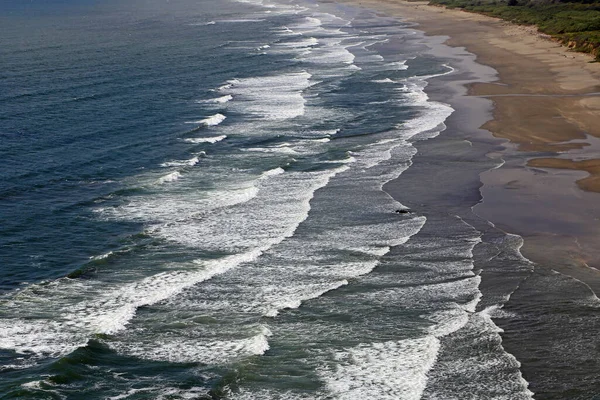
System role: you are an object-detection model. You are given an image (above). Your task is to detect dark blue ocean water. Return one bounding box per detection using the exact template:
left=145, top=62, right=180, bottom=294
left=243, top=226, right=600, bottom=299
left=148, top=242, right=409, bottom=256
left=1, top=0, right=581, bottom=398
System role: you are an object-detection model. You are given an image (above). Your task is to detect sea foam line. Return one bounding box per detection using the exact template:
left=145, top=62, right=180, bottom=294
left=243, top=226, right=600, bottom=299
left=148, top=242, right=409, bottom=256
left=185, top=113, right=226, bottom=126
left=196, top=95, right=232, bottom=104
left=184, top=135, right=227, bottom=144
left=160, top=156, right=200, bottom=167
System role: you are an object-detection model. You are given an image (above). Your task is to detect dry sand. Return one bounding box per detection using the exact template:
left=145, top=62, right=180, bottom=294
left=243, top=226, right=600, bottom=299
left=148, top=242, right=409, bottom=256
left=335, top=0, right=600, bottom=290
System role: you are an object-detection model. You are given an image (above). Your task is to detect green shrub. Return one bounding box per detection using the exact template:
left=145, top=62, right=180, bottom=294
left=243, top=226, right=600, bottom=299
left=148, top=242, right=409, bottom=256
left=427, top=0, right=600, bottom=58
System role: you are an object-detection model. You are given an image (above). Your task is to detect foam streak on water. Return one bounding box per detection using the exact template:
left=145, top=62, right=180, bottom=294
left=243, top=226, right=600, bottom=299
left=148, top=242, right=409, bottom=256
left=183, top=134, right=227, bottom=143
left=220, top=72, right=312, bottom=120
left=185, top=113, right=227, bottom=126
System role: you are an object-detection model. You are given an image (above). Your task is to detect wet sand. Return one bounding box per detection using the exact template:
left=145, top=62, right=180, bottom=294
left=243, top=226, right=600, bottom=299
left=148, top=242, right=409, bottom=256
left=333, top=1, right=600, bottom=396
left=336, top=0, right=600, bottom=294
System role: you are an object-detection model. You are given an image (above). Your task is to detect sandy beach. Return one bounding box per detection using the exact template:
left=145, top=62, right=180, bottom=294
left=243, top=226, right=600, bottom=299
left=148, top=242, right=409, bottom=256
left=335, top=0, right=600, bottom=290
left=327, top=0, right=600, bottom=396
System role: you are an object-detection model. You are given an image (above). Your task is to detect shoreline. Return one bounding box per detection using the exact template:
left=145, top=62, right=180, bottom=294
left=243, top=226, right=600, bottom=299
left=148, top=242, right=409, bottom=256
left=330, top=0, right=600, bottom=396
left=337, top=1, right=600, bottom=292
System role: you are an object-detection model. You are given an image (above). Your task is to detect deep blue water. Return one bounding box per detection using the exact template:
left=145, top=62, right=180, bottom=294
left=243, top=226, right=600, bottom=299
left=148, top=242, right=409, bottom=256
left=2, top=0, right=593, bottom=398
left=1, top=0, right=272, bottom=289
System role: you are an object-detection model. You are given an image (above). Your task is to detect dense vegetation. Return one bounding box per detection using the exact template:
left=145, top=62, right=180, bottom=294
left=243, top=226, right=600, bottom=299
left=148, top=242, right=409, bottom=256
left=427, top=0, right=600, bottom=60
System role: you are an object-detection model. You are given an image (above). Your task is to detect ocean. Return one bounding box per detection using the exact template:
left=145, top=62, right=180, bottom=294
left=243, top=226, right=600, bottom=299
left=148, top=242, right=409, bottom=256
left=1, top=0, right=597, bottom=398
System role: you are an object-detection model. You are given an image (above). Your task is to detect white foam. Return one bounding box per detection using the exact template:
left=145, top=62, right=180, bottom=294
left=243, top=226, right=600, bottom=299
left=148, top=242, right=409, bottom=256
left=244, top=147, right=298, bottom=154
left=189, top=21, right=216, bottom=26
left=261, top=167, right=285, bottom=178
left=270, top=12, right=359, bottom=79
left=302, top=37, right=356, bottom=66
left=219, top=19, right=266, bottom=23
left=215, top=80, right=238, bottom=91
left=220, top=72, right=312, bottom=120
left=155, top=171, right=181, bottom=184
left=186, top=113, right=226, bottom=126
left=108, top=387, right=160, bottom=400
left=196, top=95, right=232, bottom=104
left=424, top=302, right=535, bottom=399
left=359, top=53, right=385, bottom=63
left=0, top=317, right=82, bottom=356
left=277, top=26, right=295, bottom=35
left=272, top=37, right=319, bottom=55
left=160, top=156, right=200, bottom=167
left=111, top=324, right=273, bottom=364
left=21, top=380, right=44, bottom=389
left=321, top=336, right=440, bottom=400
left=155, top=386, right=210, bottom=400
left=90, top=251, right=113, bottom=261
left=15, top=68, right=446, bottom=366
left=173, top=141, right=424, bottom=339
left=231, top=0, right=265, bottom=5
left=303, top=214, right=485, bottom=399
left=387, top=60, right=409, bottom=70
left=1, top=360, right=43, bottom=372
left=112, top=212, right=424, bottom=364
left=183, top=135, right=227, bottom=144
left=351, top=138, right=414, bottom=170
left=104, top=184, right=261, bottom=224
left=289, top=16, right=322, bottom=33
left=154, top=165, right=349, bottom=251
left=234, top=389, right=313, bottom=400
left=372, top=78, right=394, bottom=83
left=264, top=280, right=348, bottom=317
left=396, top=80, right=454, bottom=141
